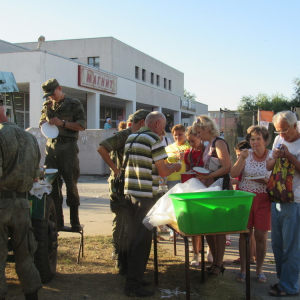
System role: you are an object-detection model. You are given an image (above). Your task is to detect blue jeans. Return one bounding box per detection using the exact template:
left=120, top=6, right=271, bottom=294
left=271, top=202, right=300, bottom=294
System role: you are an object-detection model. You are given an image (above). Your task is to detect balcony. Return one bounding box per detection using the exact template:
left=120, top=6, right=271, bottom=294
left=180, top=96, right=196, bottom=111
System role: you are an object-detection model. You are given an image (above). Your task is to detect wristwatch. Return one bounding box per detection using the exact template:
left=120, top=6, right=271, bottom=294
left=62, top=120, right=66, bottom=128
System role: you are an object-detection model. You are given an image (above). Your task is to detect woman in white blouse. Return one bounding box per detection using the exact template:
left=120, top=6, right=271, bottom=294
left=231, top=126, right=271, bottom=284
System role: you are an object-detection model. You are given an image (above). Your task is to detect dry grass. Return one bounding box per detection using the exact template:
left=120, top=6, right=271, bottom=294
left=4, top=236, right=254, bottom=300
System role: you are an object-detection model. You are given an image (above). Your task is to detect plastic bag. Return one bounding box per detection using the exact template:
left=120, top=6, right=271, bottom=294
left=143, top=178, right=223, bottom=230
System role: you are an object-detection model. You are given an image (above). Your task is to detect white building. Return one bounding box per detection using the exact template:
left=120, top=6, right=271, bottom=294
left=0, top=37, right=207, bottom=129
left=0, top=37, right=208, bottom=174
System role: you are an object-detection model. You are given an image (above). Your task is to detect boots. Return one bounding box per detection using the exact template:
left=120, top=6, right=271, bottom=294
left=24, top=290, right=38, bottom=300
left=70, top=205, right=81, bottom=232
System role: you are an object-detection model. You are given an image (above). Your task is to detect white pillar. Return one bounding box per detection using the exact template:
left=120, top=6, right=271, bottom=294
left=126, top=101, right=136, bottom=120
left=174, top=111, right=181, bottom=125
left=87, top=92, right=100, bottom=129
left=190, top=114, right=197, bottom=125
left=153, top=106, right=162, bottom=112
left=29, top=81, right=44, bottom=128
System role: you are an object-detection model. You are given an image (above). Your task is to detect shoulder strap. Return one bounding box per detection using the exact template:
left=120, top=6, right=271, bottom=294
left=121, top=132, right=143, bottom=170
left=165, top=137, right=169, bottom=146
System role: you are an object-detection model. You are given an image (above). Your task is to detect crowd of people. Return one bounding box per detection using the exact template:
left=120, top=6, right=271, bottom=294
left=0, top=77, right=299, bottom=299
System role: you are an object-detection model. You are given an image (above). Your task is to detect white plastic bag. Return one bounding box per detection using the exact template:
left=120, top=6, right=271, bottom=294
left=142, top=178, right=223, bottom=230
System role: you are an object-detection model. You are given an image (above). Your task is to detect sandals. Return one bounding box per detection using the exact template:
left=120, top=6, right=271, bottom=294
left=206, top=264, right=225, bottom=278
left=257, top=273, right=267, bottom=283
left=236, top=272, right=246, bottom=283
left=269, top=285, right=299, bottom=297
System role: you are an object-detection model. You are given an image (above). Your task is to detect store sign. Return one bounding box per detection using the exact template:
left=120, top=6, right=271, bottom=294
left=78, top=65, right=117, bottom=94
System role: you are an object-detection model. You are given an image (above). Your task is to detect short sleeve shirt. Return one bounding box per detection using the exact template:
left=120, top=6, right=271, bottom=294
left=124, top=127, right=167, bottom=198
left=40, top=95, right=86, bottom=139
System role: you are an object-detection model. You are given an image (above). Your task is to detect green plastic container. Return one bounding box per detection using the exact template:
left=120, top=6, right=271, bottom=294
left=169, top=190, right=255, bottom=235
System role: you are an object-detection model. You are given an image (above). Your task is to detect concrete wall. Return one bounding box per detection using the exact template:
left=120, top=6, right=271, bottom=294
left=27, top=128, right=174, bottom=175
left=16, top=37, right=184, bottom=96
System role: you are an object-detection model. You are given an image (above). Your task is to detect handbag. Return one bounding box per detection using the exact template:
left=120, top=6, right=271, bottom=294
left=266, top=158, right=295, bottom=203
left=208, top=156, right=221, bottom=172
left=114, top=132, right=142, bottom=197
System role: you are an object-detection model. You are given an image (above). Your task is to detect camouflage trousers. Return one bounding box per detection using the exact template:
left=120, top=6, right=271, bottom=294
left=0, top=197, right=42, bottom=298
left=45, top=140, right=80, bottom=206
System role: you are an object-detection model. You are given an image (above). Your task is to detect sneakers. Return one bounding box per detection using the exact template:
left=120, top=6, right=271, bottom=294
left=226, top=239, right=231, bottom=246
left=124, top=286, right=154, bottom=297
left=190, top=254, right=199, bottom=266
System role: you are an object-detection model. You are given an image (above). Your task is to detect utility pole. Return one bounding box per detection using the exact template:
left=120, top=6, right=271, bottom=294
left=257, top=107, right=260, bottom=126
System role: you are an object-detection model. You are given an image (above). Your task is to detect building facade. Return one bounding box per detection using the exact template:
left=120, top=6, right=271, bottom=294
left=0, top=37, right=207, bottom=130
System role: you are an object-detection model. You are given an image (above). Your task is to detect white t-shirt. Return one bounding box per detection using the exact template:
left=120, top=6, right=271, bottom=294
left=272, top=135, right=300, bottom=203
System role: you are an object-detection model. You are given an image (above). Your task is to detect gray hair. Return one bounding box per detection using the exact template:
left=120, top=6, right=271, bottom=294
left=192, top=115, right=220, bottom=137
left=145, top=111, right=166, bottom=126
left=273, top=111, right=297, bottom=126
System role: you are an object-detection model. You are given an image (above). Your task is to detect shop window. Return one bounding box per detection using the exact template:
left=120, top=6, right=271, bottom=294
left=88, top=57, right=100, bottom=68
left=135, top=66, right=139, bottom=79
left=156, top=75, right=160, bottom=86
left=142, top=69, right=146, bottom=82
left=151, top=73, right=154, bottom=84
left=164, top=78, right=167, bottom=89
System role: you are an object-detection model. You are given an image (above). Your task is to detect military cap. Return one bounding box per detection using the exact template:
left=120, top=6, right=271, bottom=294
left=126, top=114, right=134, bottom=123
left=42, top=78, right=60, bottom=98
left=132, top=109, right=151, bottom=122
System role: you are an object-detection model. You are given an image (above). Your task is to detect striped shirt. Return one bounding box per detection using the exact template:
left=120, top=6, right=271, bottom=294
left=124, top=127, right=167, bottom=198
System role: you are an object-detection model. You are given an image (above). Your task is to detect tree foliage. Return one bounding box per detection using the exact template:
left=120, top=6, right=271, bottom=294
left=238, top=93, right=291, bottom=113
left=184, top=89, right=197, bottom=101
left=238, top=78, right=300, bottom=113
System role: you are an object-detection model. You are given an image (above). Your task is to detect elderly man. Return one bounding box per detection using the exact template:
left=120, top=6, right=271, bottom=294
left=39, top=79, right=86, bottom=231
left=0, top=106, right=42, bottom=300
left=267, top=110, right=300, bottom=297
left=124, top=111, right=181, bottom=297
left=97, top=109, right=150, bottom=275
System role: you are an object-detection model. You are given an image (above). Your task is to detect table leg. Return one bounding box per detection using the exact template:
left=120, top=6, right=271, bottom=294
left=153, top=227, right=158, bottom=285
left=184, top=236, right=190, bottom=300
left=173, top=232, right=177, bottom=256
left=244, top=232, right=250, bottom=300
left=201, top=235, right=205, bottom=282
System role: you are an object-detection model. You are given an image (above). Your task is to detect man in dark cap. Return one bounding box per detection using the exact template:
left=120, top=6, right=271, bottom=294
left=0, top=106, right=42, bottom=300
left=97, top=109, right=151, bottom=275
left=39, top=79, right=86, bottom=231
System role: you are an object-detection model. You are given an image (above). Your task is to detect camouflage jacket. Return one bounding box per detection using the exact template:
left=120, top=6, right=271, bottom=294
left=40, top=95, right=86, bottom=139
left=100, top=127, right=132, bottom=180
left=0, top=122, right=41, bottom=192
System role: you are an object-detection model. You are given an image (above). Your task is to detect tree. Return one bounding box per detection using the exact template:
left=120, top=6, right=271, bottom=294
left=291, top=77, right=300, bottom=104
left=238, top=93, right=290, bottom=113
left=184, top=89, right=197, bottom=101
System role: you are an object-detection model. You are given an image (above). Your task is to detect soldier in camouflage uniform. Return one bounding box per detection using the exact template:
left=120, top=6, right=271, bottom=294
left=0, top=106, right=42, bottom=300
left=39, top=79, right=86, bottom=231
left=97, top=109, right=150, bottom=275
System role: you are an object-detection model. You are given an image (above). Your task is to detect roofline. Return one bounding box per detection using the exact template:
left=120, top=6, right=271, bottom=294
left=16, top=37, right=184, bottom=74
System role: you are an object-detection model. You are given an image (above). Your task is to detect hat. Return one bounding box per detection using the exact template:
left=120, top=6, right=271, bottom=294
left=132, top=109, right=151, bottom=122
left=42, top=79, right=60, bottom=98
left=126, top=114, right=134, bottom=123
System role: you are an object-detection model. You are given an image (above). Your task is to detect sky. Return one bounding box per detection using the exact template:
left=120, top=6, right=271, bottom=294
left=2, top=0, right=300, bottom=111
